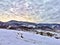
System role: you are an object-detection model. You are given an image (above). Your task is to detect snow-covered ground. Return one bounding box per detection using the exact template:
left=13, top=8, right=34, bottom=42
left=0, top=29, right=60, bottom=45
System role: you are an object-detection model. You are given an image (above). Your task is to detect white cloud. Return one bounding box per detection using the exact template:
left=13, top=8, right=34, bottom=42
left=0, top=0, right=60, bottom=23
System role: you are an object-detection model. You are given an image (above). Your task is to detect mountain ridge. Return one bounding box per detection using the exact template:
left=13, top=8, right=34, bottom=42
left=0, top=20, right=60, bottom=31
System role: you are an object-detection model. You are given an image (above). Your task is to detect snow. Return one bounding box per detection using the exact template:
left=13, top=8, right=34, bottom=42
left=0, top=29, right=60, bottom=45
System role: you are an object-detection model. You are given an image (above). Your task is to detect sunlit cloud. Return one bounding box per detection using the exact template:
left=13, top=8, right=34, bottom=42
left=0, top=0, right=60, bottom=23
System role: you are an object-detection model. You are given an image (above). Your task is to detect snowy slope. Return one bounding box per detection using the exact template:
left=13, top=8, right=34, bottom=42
left=0, top=29, right=60, bottom=45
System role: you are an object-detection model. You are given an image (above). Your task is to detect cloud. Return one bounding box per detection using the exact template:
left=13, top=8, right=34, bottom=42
left=0, top=0, right=60, bottom=23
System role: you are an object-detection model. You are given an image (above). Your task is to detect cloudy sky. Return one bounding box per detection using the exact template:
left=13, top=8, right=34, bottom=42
left=0, top=0, right=60, bottom=23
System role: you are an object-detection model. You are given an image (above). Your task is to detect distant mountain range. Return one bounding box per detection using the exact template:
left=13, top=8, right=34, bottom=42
left=0, top=20, right=60, bottom=31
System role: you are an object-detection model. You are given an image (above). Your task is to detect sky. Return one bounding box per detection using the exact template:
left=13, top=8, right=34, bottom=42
left=0, top=0, right=60, bottom=23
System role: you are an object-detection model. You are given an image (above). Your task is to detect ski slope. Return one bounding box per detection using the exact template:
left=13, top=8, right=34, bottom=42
left=0, top=29, right=60, bottom=45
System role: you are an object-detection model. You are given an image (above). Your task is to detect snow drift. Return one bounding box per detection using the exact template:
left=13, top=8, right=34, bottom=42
left=0, top=29, right=60, bottom=45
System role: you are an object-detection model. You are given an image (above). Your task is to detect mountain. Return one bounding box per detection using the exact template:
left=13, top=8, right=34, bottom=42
left=37, top=23, right=60, bottom=30
left=0, top=20, right=60, bottom=31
